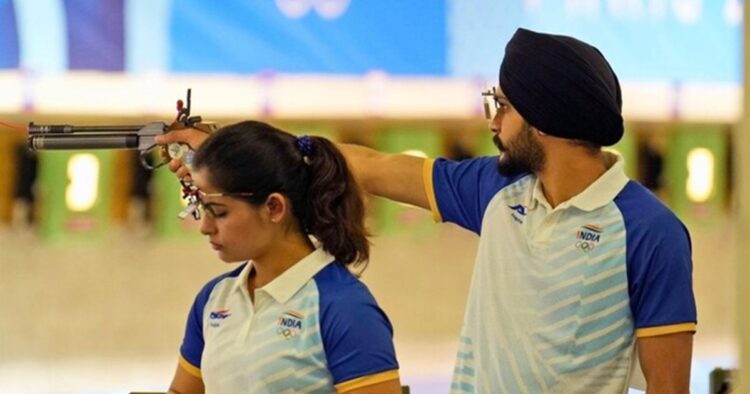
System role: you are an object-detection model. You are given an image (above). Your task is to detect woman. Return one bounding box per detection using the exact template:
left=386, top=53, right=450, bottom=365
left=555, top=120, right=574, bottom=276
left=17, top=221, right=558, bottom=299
left=166, top=121, right=401, bottom=393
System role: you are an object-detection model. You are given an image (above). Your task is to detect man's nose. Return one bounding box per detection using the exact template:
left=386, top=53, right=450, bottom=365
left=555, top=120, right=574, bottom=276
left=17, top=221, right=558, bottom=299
left=489, top=113, right=501, bottom=133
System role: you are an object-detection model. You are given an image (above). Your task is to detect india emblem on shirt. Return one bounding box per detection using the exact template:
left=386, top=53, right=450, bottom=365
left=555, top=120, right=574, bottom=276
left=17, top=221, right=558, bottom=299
left=277, top=310, right=305, bottom=340
left=575, top=224, right=603, bottom=253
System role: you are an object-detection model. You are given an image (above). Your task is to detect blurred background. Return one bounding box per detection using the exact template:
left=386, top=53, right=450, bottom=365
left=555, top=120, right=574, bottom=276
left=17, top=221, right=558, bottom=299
left=0, top=0, right=745, bottom=393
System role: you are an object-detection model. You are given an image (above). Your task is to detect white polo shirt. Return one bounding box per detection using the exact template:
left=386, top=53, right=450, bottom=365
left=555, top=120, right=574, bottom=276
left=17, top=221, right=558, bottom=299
left=425, top=153, right=696, bottom=393
left=179, top=248, right=399, bottom=393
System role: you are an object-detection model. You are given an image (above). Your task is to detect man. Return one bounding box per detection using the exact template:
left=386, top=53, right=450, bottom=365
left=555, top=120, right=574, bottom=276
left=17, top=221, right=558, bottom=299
left=158, top=28, right=696, bottom=393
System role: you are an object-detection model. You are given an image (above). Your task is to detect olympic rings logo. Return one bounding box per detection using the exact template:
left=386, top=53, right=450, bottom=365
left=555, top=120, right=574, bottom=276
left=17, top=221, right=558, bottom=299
left=575, top=241, right=596, bottom=253
left=278, top=327, right=296, bottom=339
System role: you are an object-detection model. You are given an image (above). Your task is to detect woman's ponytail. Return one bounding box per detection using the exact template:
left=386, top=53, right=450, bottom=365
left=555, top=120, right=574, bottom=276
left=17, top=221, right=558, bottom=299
left=302, top=136, right=369, bottom=267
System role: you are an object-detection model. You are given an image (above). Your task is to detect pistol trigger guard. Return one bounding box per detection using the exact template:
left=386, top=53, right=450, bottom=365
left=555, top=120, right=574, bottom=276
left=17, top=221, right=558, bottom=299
left=140, top=145, right=167, bottom=170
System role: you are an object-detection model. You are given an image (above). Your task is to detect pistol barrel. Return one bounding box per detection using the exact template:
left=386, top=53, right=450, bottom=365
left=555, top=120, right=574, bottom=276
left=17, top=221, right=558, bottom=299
left=29, top=135, right=139, bottom=150
left=27, top=123, right=144, bottom=134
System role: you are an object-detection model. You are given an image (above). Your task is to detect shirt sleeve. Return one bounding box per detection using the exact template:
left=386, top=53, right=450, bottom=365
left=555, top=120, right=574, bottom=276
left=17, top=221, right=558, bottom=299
left=178, top=269, right=239, bottom=378
left=427, top=156, right=526, bottom=234
left=317, top=274, right=399, bottom=392
left=617, top=185, right=697, bottom=337
left=178, top=286, right=210, bottom=378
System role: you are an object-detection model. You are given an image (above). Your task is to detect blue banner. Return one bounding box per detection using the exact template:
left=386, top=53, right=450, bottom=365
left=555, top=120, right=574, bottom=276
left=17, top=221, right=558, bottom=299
left=449, top=1, right=742, bottom=83
left=0, top=0, right=19, bottom=69
left=64, top=0, right=124, bottom=71
left=0, top=0, right=741, bottom=83
left=168, top=0, right=447, bottom=75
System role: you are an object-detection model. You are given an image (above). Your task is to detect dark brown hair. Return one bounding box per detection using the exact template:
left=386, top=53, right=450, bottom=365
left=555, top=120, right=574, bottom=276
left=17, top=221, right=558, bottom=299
left=192, top=121, right=369, bottom=267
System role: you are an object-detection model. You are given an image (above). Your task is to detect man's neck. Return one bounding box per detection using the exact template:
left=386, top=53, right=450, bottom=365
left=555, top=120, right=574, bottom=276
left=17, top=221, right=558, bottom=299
left=536, top=150, right=610, bottom=209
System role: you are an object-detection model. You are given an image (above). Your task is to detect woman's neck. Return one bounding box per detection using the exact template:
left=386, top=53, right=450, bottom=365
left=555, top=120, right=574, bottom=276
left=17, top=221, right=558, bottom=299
left=249, top=234, right=316, bottom=293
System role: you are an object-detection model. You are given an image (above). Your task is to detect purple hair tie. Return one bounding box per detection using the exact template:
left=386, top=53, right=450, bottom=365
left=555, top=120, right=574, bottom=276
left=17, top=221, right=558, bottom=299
left=296, top=135, right=314, bottom=164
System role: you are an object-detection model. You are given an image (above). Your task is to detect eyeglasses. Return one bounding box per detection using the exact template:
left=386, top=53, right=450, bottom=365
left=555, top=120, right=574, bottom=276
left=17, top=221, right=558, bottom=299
left=481, top=87, right=499, bottom=120
left=481, top=86, right=510, bottom=120
left=179, top=181, right=254, bottom=220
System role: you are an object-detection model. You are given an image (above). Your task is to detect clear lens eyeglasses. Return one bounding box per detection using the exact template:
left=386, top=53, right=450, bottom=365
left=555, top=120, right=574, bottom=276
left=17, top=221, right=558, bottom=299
left=481, top=86, right=501, bottom=120
left=178, top=181, right=254, bottom=220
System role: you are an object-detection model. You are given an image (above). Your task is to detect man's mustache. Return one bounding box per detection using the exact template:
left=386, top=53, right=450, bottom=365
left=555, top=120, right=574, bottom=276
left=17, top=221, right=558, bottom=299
left=493, top=135, right=505, bottom=152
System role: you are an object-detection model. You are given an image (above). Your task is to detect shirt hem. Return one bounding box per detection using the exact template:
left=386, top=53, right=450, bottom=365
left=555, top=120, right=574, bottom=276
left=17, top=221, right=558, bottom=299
left=178, top=354, right=202, bottom=378
left=423, top=158, right=442, bottom=222
left=636, top=322, right=696, bottom=337
left=335, top=369, right=400, bottom=393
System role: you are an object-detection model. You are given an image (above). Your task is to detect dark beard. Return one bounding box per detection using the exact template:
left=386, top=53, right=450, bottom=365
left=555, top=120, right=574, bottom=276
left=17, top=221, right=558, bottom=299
left=493, top=128, right=545, bottom=177
left=496, top=154, right=532, bottom=177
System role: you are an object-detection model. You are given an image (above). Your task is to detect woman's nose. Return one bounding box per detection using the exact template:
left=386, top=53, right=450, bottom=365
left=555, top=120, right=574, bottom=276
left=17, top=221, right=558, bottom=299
left=200, top=215, right=215, bottom=236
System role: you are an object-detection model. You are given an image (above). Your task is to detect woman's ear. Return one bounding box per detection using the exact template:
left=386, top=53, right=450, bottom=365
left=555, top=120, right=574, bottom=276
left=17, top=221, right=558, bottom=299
left=265, top=193, right=288, bottom=223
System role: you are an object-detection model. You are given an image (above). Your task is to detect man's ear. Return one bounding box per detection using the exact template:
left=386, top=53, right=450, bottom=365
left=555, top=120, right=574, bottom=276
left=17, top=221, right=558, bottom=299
left=265, top=193, right=288, bottom=223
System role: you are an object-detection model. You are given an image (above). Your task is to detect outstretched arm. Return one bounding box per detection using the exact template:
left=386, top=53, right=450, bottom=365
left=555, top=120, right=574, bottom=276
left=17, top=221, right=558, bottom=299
left=337, top=143, right=429, bottom=209
left=155, top=129, right=431, bottom=209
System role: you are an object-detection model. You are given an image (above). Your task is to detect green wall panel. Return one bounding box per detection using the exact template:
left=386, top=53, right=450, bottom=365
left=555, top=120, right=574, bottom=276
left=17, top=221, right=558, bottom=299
left=37, top=151, right=114, bottom=242
left=665, top=126, right=727, bottom=225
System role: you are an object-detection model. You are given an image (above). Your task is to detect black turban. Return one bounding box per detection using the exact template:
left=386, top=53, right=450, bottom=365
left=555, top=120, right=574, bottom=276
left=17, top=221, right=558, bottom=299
left=499, top=28, right=624, bottom=146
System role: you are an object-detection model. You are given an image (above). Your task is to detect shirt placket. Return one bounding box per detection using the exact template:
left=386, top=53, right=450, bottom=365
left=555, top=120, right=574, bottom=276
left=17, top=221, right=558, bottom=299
left=528, top=205, right=564, bottom=254
left=237, top=286, right=261, bottom=343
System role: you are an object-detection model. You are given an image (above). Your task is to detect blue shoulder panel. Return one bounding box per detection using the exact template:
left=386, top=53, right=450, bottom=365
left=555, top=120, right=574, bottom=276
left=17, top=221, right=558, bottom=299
left=180, top=263, right=245, bottom=368
left=433, top=156, right=528, bottom=233
left=614, top=182, right=697, bottom=329
left=315, top=263, right=398, bottom=384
